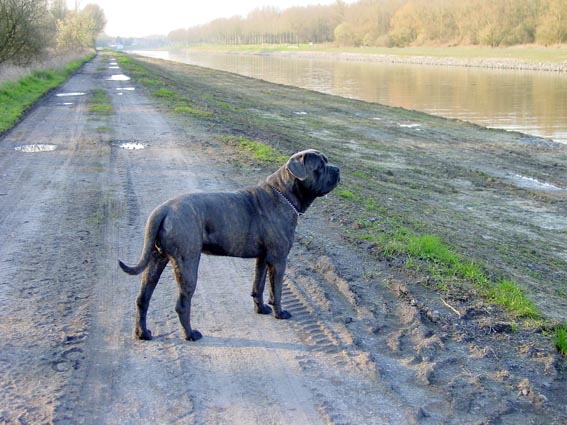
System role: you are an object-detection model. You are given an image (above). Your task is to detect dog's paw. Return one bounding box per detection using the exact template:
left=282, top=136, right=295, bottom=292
left=185, top=330, right=203, bottom=341
left=134, top=328, right=152, bottom=340
left=275, top=310, right=292, bottom=320
left=255, top=304, right=272, bottom=315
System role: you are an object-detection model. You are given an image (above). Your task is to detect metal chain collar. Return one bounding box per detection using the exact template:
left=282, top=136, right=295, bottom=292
left=268, top=185, right=303, bottom=217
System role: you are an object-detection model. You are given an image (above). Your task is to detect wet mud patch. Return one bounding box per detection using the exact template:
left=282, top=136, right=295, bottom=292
left=509, top=174, right=565, bottom=191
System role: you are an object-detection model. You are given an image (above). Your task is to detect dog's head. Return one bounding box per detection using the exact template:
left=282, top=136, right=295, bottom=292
left=285, top=149, right=340, bottom=197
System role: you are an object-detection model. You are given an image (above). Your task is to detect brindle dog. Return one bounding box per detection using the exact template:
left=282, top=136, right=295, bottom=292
left=119, top=149, right=340, bottom=341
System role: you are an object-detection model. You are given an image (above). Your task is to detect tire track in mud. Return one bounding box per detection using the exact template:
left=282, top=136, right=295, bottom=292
left=282, top=277, right=363, bottom=368
left=280, top=267, right=414, bottom=424
left=110, top=143, right=140, bottom=227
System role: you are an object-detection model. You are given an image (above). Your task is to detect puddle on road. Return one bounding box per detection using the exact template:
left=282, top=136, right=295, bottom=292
left=15, top=144, right=57, bottom=153
left=109, top=66, right=120, bottom=69
left=107, top=74, right=131, bottom=81
left=56, top=102, right=74, bottom=106
left=398, top=123, right=421, bottom=129
left=56, top=92, right=85, bottom=97
left=116, top=87, right=135, bottom=91
left=114, top=141, right=146, bottom=150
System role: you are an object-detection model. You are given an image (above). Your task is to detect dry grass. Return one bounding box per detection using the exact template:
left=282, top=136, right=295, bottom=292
left=0, top=48, right=94, bottom=84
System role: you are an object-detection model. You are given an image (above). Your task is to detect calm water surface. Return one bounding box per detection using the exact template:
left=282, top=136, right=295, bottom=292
left=135, top=50, right=567, bottom=144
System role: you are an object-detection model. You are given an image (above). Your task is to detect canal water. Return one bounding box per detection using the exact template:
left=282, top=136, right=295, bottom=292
left=135, top=49, right=567, bottom=144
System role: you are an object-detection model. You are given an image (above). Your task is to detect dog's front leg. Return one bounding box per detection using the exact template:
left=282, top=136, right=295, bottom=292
left=268, top=259, right=292, bottom=320
left=252, top=257, right=272, bottom=315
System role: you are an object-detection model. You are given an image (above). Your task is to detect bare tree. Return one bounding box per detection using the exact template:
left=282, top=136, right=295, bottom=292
left=0, top=0, right=52, bottom=65
left=166, top=0, right=567, bottom=48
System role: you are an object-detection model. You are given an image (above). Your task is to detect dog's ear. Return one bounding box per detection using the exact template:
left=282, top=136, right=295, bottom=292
left=286, top=154, right=309, bottom=181
left=286, top=150, right=324, bottom=181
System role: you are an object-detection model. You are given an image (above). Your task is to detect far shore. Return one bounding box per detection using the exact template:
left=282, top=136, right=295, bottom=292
left=159, top=44, right=567, bottom=73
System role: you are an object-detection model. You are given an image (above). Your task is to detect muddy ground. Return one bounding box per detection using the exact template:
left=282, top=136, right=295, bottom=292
left=0, top=52, right=566, bottom=424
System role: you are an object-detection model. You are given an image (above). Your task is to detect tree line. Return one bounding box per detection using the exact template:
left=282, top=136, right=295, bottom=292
left=0, top=0, right=106, bottom=65
left=168, top=0, right=567, bottom=48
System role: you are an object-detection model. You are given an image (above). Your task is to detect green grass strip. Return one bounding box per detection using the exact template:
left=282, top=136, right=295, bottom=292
left=488, top=279, right=540, bottom=319
left=0, top=54, right=95, bottom=133
left=352, top=214, right=539, bottom=320
left=555, top=325, right=567, bottom=356
left=221, top=135, right=287, bottom=164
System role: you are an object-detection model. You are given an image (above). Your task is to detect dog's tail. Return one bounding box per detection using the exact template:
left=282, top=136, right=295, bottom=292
left=118, top=207, right=167, bottom=275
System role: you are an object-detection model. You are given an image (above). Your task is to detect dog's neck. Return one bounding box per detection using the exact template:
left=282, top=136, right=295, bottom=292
left=266, top=167, right=315, bottom=214
left=268, top=185, right=303, bottom=217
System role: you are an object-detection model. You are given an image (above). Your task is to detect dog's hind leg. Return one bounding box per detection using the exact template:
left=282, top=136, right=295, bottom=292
left=172, top=255, right=202, bottom=341
left=267, top=259, right=292, bottom=320
left=134, top=249, right=169, bottom=340
left=251, top=256, right=272, bottom=315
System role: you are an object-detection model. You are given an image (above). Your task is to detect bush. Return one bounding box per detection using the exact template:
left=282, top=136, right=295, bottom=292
left=0, top=0, right=53, bottom=65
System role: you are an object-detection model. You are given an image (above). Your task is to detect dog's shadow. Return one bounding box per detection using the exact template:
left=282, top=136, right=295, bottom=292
left=153, top=333, right=309, bottom=352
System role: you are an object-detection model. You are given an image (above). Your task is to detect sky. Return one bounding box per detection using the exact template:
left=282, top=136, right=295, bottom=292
left=68, top=0, right=347, bottom=38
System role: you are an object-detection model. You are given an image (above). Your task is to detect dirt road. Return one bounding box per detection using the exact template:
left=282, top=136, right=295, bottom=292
left=0, top=53, right=566, bottom=424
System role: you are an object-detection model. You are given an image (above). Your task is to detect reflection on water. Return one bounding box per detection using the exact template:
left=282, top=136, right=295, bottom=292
left=107, top=74, right=131, bottom=81
left=56, top=92, right=85, bottom=97
left=15, top=144, right=57, bottom=152
left=115, top=141, right=145, bottom=150
left=135, top=50, right=567, bottom=143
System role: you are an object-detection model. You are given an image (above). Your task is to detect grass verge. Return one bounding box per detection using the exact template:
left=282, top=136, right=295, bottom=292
left=0, top=53, right=95, bottom=133
left=556, top=325, right=567, bottom=356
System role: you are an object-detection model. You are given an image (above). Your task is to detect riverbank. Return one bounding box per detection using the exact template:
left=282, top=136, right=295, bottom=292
left=166, top=44, right=567, bottom=72
left=118, top=52, right=567, bottom=421
left=270, top=50, right=567, bottom=72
